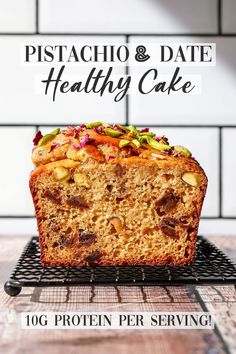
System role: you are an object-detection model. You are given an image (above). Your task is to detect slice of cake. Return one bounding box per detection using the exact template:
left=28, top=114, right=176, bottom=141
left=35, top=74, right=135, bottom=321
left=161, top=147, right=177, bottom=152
left=30, top=123, right=207, bottom=266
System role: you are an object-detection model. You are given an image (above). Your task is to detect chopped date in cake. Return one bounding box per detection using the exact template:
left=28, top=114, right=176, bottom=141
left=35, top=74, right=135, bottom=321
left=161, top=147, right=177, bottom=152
left=130, top=149, right=140, bottom=156
left=52, top=241, right=59, bottom=248
left=184, top=246, right=190, bottom=258
left=179, top=215, right=196, bottom=228
left=179, top=215, right=190, bottom=225
left=156, top=192, right=179, bottom=216
left=43, top=189, right=61, bottom=204
left=165, top=254, right=173, bottom=263
left=67, top=196, right=89, bottom=209
left=160, top=217, right=179, bottom=238
left=58, top=234, right=67, bottom=245
left=186, top=227, right=196, bottom=241
left=61, top=234, right=79, bottom=247
left=162, top=173, right=174, bottom=181
left=116, top=197, right=124, bottom=203
left=79, top=229, right=97, bottom=246
left=106, top=184, right=113, bottom=192
left=85, top=250, right=103, bottom=265
left=73, top=251, right=81, bottom=259
left=114, top=163, right=123, bottom=177
left=51, top=225, right=60, bottom=232
left=58, top=233, right=78, bottom=247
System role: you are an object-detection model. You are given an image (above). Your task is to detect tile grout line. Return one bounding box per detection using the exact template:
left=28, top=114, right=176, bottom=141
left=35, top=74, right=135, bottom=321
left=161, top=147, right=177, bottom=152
left=125, top=34, right=129, bottom=125
left=1, top=33, right=236, bottom=37
left=218, top=0, right=222, bottom=35
left=219, top=127, right=223, bottom=218
left=35, top=0, right=39, bottom=34
left=0, top=124, right=236, bottom=128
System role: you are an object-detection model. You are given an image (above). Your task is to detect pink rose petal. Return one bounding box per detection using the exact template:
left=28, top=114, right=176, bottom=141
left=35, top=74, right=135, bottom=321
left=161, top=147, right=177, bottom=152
left=79, top=133, right=89, bottom=148
left=33, top=131, right=43, bottom=146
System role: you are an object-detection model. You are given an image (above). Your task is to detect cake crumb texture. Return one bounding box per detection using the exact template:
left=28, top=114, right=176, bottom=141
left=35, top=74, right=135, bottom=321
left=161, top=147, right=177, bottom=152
left=30, top=161, right=207, bottom=265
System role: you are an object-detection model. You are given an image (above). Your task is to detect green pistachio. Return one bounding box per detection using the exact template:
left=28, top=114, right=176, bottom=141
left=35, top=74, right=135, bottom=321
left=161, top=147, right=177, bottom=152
left=139, top=135, right=152, bottom=143
left=119, top=125, right=130, bottom=132
left=38, top=128, right=60, bottom=146
left=119, top=139, right=130, bottom=148
left=128, top=125, right=139, bottom=138
left=174, top=145, right=192, bottom=157
left=38, top=134, right=55, bottom=146
left=182, top=172, right=201, bottom=187
left=50, top=128, right=61, bottom=135
left=86, top=122, right=102, bottom=128
left=104, top=128, right=123, bottom=138
left=138, top=136, right=146, bottom=144
left=146, top=137, right=171, bottom=151
left=140, top=132, right=156, bottom=137
left=132, top=139, right=141, bottom=148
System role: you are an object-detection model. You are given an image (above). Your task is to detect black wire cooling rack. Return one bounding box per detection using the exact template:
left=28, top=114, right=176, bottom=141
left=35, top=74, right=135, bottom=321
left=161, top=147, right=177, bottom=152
left=4, top=236, right=236, bottom=296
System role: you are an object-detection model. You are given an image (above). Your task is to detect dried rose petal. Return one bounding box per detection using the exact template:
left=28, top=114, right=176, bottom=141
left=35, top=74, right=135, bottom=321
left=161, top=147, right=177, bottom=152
left=49, top=140, right=71, bottom=153
left=73, top=143, right=81, bottom=150
left=75, top=124, right=86, bottom=134
left=33, top=131, right=43, bottom=146
left=49, top=142, right=60, bottom=152
left=62, top=125, right=85, bottom=138
left=167, top=148, right=174, bottom=155
left=93, top=126, right=104, bottom=134
left=62, top=128, right=76, bottom=137
left=140, top=128, right=149, bottom=133
left=79, top=133, right=89, bottom=148
left=110, top=124, right=123, bottom=132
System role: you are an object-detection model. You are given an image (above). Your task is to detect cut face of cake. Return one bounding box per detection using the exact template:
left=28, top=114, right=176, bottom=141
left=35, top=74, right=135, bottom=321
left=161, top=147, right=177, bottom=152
left=30, top=123, right=207, bottom=266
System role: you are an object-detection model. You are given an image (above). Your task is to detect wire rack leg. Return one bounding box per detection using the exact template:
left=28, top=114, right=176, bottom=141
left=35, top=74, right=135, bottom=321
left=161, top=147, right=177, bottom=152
left=4, top=281, right=22, bottom=296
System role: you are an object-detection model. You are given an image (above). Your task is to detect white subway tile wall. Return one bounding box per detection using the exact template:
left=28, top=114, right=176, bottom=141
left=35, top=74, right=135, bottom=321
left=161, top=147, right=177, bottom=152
left=0, top=218, right=37, bottom=235
left=0, top=0, right=36, bottom=33
left=0, top=127, right=35, bottom=216
left=222, top=0, right=236, bottom=33
left=0, top=36, right=126, bottom=124
left=39, top=0, right=218, bottom=34
left=0, top=0, right=235, bottom=235
left=222, top=128, right=236, bottom=216
left=129, top=36, right=236, bottom=125
left=198, top=220, right=236, bottom=235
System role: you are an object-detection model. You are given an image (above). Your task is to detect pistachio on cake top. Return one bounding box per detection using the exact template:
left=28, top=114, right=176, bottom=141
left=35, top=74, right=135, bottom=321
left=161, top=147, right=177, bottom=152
left=32, top=122, right=193, bottom=166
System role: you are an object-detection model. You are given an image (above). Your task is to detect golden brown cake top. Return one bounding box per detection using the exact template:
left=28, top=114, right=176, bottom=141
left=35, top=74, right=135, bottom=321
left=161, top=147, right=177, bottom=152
left=32, top=122, right=197, bottom=167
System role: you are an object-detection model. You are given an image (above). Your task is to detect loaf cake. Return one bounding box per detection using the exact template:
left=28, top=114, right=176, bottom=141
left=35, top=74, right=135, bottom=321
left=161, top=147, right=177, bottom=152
left=30, top=123, right=207, bottom=266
